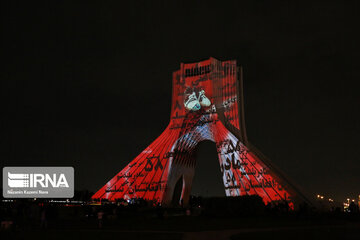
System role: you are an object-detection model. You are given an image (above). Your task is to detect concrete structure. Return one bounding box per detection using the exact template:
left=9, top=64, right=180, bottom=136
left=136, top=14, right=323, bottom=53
left=92, top=58, right=312, bottom=208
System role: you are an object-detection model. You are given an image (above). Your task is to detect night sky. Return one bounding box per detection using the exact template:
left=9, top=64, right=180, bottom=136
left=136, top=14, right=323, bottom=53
left=2, top=1, right=360, bottom=202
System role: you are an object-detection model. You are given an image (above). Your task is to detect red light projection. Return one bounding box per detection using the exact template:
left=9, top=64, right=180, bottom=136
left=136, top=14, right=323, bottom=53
left=92, top=58, right=310, bottom=209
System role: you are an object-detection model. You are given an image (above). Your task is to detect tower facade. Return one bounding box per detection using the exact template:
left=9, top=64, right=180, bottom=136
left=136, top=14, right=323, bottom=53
left=92, top=58, right=310, bottom=208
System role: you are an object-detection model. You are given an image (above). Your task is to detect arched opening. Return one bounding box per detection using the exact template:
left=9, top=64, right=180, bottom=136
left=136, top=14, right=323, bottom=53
left=171, top=176, right=183, bottom=206
left=191, top=140, right=225, bottom=197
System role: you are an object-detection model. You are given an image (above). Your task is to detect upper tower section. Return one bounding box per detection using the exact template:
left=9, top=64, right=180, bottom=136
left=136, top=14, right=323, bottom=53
left=170, top=57, right=247, bottom=143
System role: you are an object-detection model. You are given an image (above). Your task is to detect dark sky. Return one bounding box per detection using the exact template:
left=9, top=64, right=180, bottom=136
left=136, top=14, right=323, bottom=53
left=2, top=1, right=360, bottom=202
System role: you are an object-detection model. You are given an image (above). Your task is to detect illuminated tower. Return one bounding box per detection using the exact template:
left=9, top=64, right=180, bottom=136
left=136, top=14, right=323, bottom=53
left=92, top=57, right=311, bottom=208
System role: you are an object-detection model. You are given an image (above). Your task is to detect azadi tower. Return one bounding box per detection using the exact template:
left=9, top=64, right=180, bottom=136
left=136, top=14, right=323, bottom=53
left=92, top=57, right=312, bottom=209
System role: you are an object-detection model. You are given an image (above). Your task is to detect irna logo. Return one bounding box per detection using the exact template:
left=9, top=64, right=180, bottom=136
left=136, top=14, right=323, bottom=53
left=3, top=167, right=74, bottom=198
left=8, top=172, right=69, bottom=188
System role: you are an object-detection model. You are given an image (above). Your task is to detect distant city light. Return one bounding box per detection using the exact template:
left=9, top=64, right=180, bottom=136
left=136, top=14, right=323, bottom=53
left=317, top=194, right=325, bottom=200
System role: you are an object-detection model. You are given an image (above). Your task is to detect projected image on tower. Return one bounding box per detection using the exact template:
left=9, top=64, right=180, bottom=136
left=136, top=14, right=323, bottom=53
left=92, top=57, right=310, bottom=209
